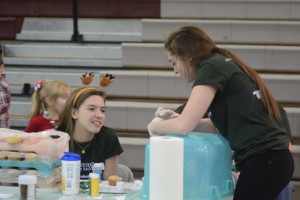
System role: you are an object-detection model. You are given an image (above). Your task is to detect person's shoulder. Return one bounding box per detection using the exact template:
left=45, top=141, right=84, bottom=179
left=202, top=54, right=232, bottom=66
left=201, top=54, right=241, bottom=74
left=30, top=115, right=44, bottom=122
left=99, top=126, right=116, bottom=136
left=101, top=125, right=115, bottom=132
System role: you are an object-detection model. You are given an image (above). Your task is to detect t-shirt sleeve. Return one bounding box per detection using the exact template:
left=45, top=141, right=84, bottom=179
left=193, top=64, right=229, bottom=94
left=103, top=127, right=124, bottom=160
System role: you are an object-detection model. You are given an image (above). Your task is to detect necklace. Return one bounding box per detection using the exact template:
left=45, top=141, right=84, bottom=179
left=74, top=139, right=92, bottom=154
left=43, top=111, right=58, bottom=129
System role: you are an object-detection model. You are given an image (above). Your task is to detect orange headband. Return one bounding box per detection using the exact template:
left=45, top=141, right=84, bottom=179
left=72, top=87, right=96, bottom=108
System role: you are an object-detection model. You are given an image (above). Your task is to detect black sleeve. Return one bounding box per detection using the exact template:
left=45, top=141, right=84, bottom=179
left=101, top=126, right=124, bottom=160
left=193, top=64, right=229, bottom=95
left=175, top=102, right=209, bottom=118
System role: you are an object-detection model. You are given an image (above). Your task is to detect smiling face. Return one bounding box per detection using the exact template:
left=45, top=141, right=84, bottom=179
left=72, top=95, right=106, bottom=136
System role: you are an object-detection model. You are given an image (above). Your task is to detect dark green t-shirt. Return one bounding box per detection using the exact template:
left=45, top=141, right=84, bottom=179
left=193, top=54, right=291, bottom=167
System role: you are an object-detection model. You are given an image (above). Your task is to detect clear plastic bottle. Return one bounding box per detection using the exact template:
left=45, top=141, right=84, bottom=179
left=61, top=152, right=81, bottom=195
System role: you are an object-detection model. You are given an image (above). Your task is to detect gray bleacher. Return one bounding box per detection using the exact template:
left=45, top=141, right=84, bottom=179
left=6, top=70, right=300, bottom=137
left=3, top=42, right=122, bottom=67
left=16, top=18, right=142, bottom=42
left=122, top=43, right=300, bottom=71
left=142, top=19, right=300, bottom=44
left=161, top=0, right=300, bottom=20
left=2, top=1, right=300, bottom=196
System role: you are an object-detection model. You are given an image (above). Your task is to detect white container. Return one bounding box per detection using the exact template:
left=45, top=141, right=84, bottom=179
left=61, top=152, right=81, bottom=195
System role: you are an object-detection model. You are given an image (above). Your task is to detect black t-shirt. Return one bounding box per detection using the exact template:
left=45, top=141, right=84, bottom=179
left=70, top=126, right=124, bottom=179
left=193, top=54, right=291, bottom=167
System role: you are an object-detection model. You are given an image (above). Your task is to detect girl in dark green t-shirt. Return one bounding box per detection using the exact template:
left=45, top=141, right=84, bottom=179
left=148, top=25, right=294, bottom=200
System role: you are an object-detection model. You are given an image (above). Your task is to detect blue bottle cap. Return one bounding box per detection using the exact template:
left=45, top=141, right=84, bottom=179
left=61, top=152, right=81, bottom=161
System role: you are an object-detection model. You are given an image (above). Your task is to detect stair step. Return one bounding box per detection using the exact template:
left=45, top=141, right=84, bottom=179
left=16, top=18, right=142, bottom=42
left=3, top=42, right=122, bottom=67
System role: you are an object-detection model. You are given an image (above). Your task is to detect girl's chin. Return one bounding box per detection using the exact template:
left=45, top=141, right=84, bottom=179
left=90, top=127, right=102, bottom=134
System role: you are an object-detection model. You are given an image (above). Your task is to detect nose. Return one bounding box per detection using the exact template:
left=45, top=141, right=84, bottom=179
left=95, top=109, right=104, bottom=118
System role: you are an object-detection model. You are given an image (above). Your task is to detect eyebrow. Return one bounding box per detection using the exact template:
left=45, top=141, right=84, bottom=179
left=86, top=104, right=106, bottom=109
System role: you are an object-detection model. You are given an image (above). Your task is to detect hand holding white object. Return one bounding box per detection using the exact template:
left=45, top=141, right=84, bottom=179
left=155, top=107, right=179, bottom=120
left=147, top=117, right=164, bottom=137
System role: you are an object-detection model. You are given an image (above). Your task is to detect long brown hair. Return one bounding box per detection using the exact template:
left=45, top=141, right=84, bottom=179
left=57, top=87, right=106, bottom=151
left=165, top=25, right=281, bottom=119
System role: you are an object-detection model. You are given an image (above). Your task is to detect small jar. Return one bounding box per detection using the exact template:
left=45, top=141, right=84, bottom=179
left=89, top=173, right=100, bottom=196
left=18, top=174, right=37, bottom=200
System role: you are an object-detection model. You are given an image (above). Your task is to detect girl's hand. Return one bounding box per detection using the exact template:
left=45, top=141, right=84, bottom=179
left=155, top=107, right=179, bottom=120
left=147, top=117, right=163, bottom=137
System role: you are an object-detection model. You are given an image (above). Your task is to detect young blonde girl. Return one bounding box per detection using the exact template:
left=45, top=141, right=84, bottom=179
left=25, top=79, right=71, bottom=132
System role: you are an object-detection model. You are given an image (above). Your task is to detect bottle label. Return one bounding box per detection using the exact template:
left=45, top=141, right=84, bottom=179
left=61, top=161, right=81, bottom=194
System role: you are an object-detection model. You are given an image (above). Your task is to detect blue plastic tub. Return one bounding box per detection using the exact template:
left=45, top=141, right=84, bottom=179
left=141, top=132, right=234, bottom=200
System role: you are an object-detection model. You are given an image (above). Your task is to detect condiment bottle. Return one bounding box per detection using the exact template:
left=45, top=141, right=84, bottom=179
left=18, top=174, right=37, bottom=200
left=89, top=173, right=100, bottom=196
left=61, top=152, right=81, bottom=195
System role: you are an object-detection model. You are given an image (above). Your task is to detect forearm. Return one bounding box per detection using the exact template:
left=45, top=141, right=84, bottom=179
left=149, top=85, right=216, bottom=136
left=193, top=118, right=218, bottom=134
left=103, top=155, right=119, bottom=180
left=149, top=117, right=193, bottom=136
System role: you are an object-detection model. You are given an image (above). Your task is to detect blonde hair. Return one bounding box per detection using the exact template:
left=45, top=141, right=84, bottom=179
left=165, top=25, right=281, bottom=119
left=29, top=80, right=70, bottom=120
left=57, top=87, right=106, bottom=151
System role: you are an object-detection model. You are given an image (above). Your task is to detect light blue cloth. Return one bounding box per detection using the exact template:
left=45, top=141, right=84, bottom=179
left=275, top=182, right=294, bottom=200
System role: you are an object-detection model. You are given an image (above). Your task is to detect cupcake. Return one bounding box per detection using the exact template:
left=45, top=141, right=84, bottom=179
left=108, top=175, right=123, bottom=186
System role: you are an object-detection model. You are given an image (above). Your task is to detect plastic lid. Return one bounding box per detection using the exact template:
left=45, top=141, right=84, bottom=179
left=18, top=175, right=37, bottom=185
left=93, top=162, right=105, bottom=170
left=89, top=173, right=100, bottom=179
left=61, top=152, right=81, bottom=161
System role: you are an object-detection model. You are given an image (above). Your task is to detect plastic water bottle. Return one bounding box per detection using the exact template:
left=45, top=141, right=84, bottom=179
left=61, top=152, right=81, bottom=195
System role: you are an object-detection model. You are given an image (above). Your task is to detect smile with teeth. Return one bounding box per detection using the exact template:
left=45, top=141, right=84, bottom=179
left=92, top=121, right=101, bottom=125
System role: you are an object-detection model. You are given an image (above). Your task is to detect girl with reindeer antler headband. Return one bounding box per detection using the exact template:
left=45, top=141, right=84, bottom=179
left=57, top=72, right=122, bottom=180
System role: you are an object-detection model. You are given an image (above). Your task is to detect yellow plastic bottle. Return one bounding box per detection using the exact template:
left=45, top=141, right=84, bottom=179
left=89, top=173, right=100, bottom=196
